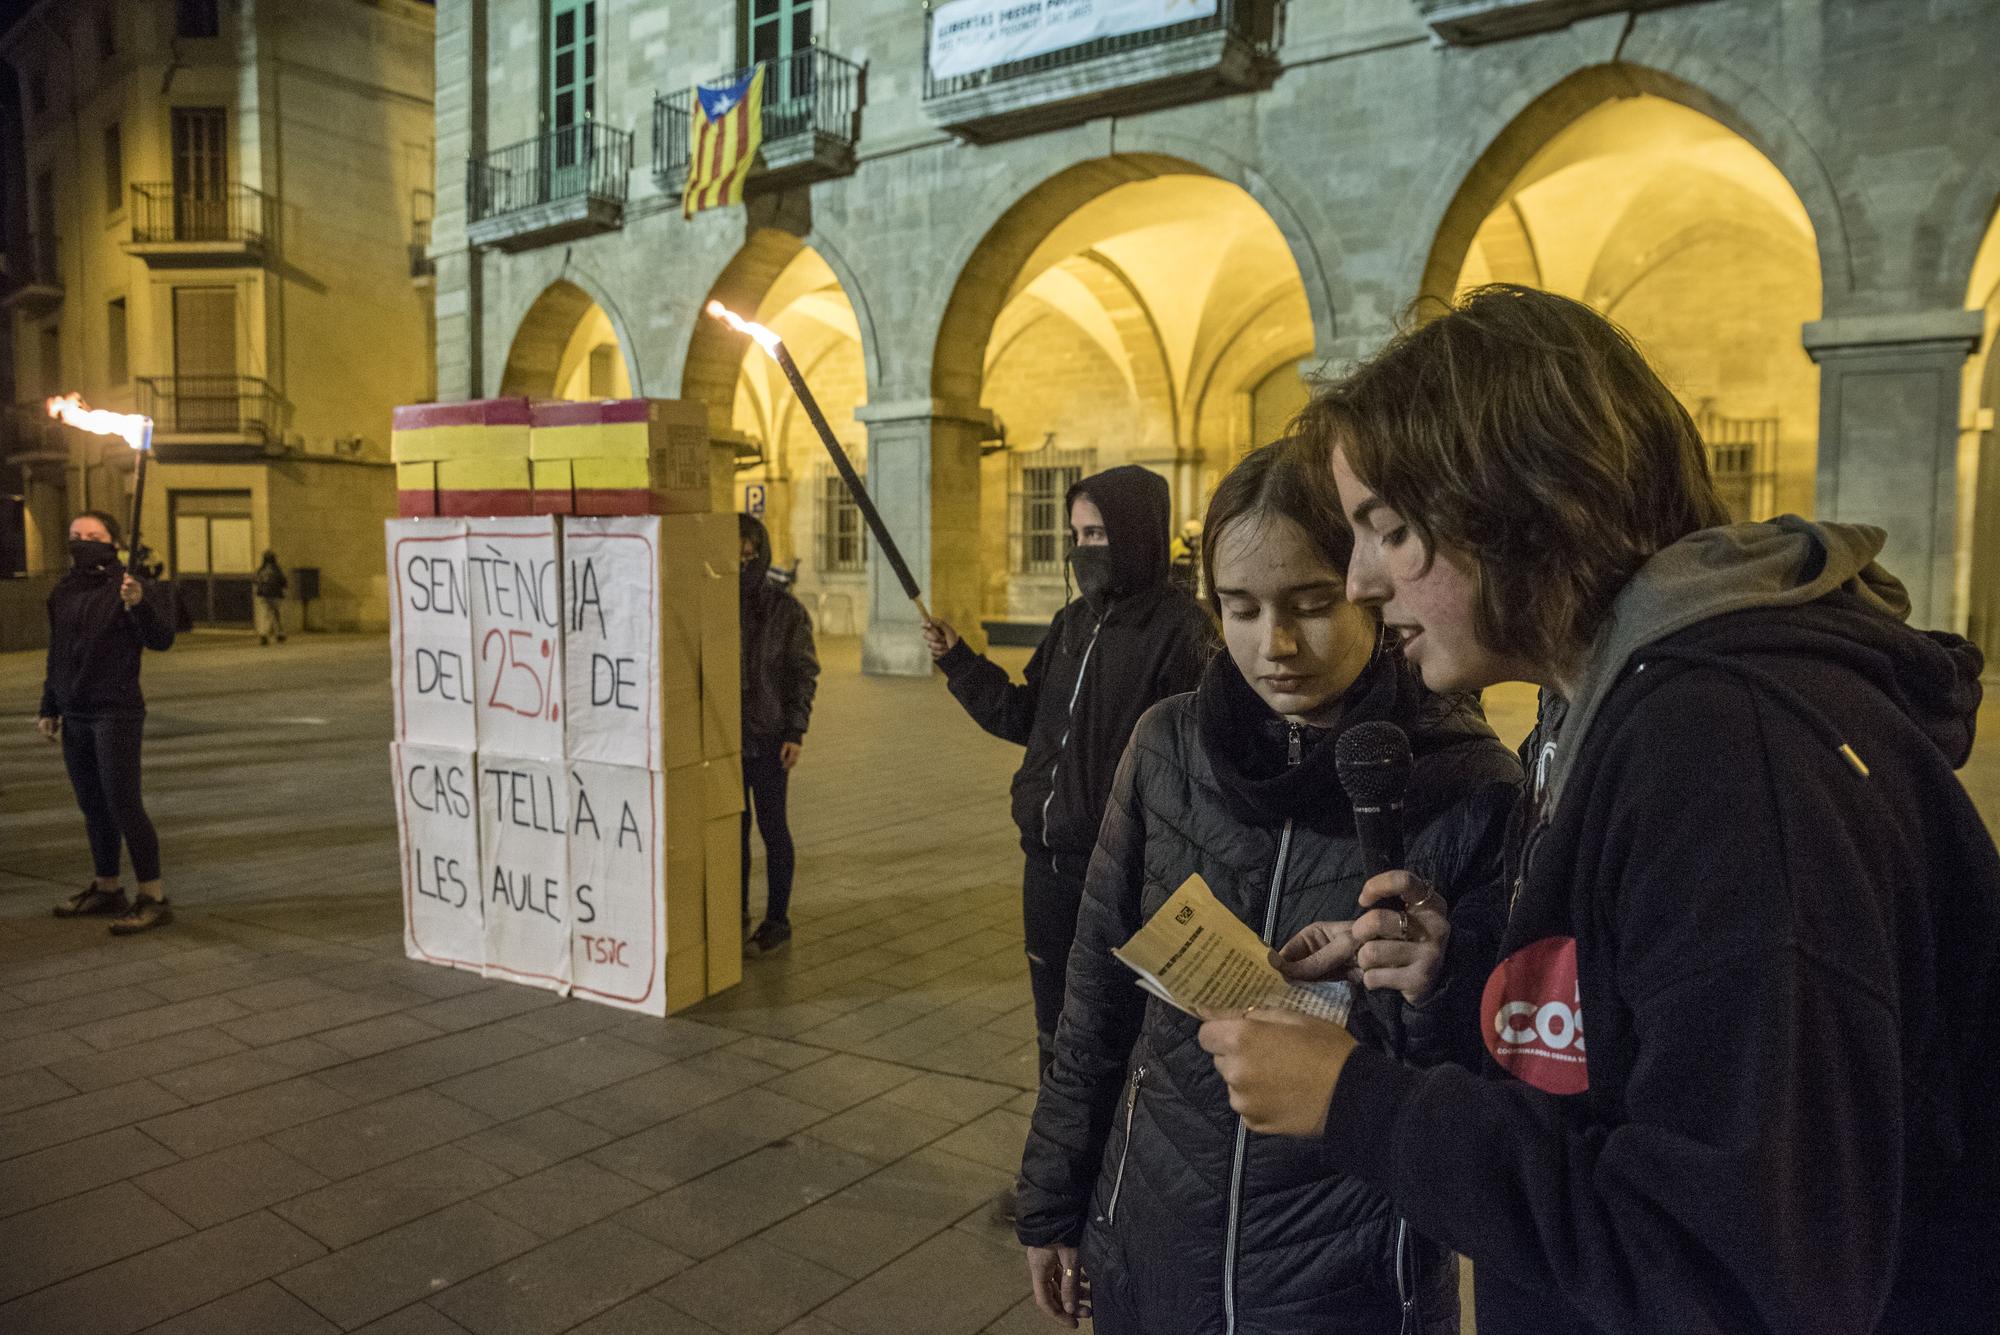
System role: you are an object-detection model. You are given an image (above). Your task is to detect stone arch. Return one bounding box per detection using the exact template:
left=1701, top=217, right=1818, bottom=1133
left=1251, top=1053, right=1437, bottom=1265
left=1959, top=202, right=2000, bottom=659
left=931, top=146, right=1342, bottom=408
left=1941, top=159, right=2000, bottom=316
left=678, top=226, right=882, bottom=430
left=1414, top=61, right=1852, bottom=312
left=497, top=271, right=643, bottom=398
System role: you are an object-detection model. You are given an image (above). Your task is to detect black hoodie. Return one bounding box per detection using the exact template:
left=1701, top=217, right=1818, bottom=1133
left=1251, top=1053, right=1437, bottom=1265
left=738, top=516, right=818, bottom=757
left=1321, top=520, right=2000, bottom=1335
left=40, top=556, right=175, bottom=719
left=938, top=465, right=1216, bottom=877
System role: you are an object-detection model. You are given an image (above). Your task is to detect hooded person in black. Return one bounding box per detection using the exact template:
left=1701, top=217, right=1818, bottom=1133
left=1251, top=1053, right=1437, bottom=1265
left=924, top=464, right=1216, bottom=1076
left=739, top=513, right=819, bottom=955
left=38, top=509, right=177, bottom=934
left=1202, top=287, right=2000, bottom=1335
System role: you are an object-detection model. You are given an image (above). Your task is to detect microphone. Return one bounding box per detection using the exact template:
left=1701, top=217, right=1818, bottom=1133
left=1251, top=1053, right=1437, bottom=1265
left=1335, top=720, right=1412, bottom=894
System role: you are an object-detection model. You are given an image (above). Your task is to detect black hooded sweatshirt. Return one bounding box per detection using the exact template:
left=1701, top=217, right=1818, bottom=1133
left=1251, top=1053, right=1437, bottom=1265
left=738, top=519, right=818, bottom=758
left=937, top=465, right=1216, bottom=878
left=1320, top=520, right=2000, bottom=1335
left=40, top=555, right=175, bottom=718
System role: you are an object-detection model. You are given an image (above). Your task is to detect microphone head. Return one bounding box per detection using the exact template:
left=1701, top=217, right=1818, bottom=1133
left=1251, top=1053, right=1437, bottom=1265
left=1335, top=720, right=1412, bottom=808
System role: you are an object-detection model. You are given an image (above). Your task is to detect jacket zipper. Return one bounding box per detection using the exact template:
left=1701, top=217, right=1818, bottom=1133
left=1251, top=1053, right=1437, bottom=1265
left=1038, top=615, right=1104, bottom=873
left=1223, top=722, right=1302, bottom=1334
left=1395, top=1215, right=1418, bottom=1334
left=1102, top=1061, right=1145, bottom=1225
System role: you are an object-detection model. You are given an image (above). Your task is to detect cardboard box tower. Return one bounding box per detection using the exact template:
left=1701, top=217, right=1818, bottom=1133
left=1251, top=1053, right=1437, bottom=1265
left=386, top=397, right=742, bottom=1015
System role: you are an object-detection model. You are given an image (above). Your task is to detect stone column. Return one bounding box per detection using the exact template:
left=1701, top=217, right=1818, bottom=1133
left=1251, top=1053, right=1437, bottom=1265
left=1803, top=309, right=1984, bottom=631
left=433, top=0, right=485, bottom=401
left=853, top=398, right=995, bottom=677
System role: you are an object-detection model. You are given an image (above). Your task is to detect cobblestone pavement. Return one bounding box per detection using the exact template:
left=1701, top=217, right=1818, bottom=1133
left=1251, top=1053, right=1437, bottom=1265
left=2, top=632, right=1995, bottom=1335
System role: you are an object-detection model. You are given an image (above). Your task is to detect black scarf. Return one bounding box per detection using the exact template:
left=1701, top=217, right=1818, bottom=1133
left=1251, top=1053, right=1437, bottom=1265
left=1193, top=637, right=1425, bottom=836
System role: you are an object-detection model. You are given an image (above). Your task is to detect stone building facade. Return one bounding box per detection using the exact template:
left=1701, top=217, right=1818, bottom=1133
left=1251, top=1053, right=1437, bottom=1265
left=431, top=0, right=2000, bottom=674
left=0, top=0, right=436, bottom=633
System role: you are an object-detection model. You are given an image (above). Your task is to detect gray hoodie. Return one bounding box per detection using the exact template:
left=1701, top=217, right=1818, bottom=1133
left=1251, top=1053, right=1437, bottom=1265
left=1533, top=516, right=1912, bottom=818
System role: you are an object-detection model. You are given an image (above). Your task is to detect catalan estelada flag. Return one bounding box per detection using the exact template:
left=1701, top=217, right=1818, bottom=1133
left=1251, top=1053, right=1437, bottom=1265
left=683, top=64, right=766, bottom=218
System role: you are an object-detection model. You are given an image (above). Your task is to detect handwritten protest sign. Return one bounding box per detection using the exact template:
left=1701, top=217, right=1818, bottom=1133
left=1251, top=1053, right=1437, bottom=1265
left=479, top=750, right=574, bottom=991
left=387, top=519, right=476, bottom=751
left=568, top=760, right=666, bottom=1013
left=467, top=516, right=565, bottom=759
left=563, top=517, right=662, bottom=770
left=393, top=741, right=484, bottom=970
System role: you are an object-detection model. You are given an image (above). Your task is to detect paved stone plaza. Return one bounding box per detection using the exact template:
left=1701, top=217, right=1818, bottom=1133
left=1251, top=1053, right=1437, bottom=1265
left=3, top=633, right=1998, bottom=1335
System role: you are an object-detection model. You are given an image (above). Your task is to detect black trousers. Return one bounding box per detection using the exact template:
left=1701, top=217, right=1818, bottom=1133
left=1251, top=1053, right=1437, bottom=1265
left=741, top=750, right=795, bottom=926
left=60, top=713, right=161, bottom=883
left=1023, top=854, right=1087, bottom=1078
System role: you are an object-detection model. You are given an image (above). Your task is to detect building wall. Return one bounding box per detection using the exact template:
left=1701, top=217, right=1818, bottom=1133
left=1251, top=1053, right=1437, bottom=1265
left=433, top=0, right=2000, bottom=660
left=1, top=0, right=433, bottom=631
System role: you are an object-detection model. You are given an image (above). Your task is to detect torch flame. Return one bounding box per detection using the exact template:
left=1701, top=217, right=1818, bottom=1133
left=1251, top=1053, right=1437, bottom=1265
left=705, top=300, right=784, bottom=360
left=46, top=394, right=151, bottom=452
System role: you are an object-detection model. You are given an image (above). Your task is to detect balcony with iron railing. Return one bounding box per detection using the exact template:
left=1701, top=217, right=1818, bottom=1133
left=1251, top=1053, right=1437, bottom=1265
left=411, top=221, right=435, bottom=283
left=125, top=183, right=270, bottom=265
left=466, top=121, right=632, bottom=251
left=137, top=376, right=283, bottom=452
left=411, top=190, right=436, bottom=283
left=2, top=234, right=63, bottom=314
left=923, top=0, right=1277, bottom=143
left=1413, top=0, right=1704, bottom=45
left=3, top=402, right=72, bottom=464
left=654, top=47, right=863, bottom=197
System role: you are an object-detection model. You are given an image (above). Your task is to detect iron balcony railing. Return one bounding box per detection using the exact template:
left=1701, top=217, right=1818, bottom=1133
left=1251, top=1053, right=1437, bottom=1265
left=467, top=121, right=632, bottom=224
left=129, top=182, right=270, bottom=246
left=4, top=402, right=69, bottom=459
left=11, top=233, right=60, bottom=288
left=137, top=375, right=279, bottom=439
left=653, top=47, right=862, bottom=181
left=923, top=0, right=1274, bottom=98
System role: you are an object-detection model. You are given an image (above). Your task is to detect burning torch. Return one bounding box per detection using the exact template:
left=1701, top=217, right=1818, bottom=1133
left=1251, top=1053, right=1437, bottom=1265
left=705, top=301, right=932, bottom=622
left=46, top=394, right=154, bottom=580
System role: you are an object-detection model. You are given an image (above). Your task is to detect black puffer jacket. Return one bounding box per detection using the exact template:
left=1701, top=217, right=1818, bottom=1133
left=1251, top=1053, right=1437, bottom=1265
left=739, top=520, right=817, bottom=757
left=939, top=466, right=1216, bottom=878
left=40, top=557, right=175, bottom=719
left=1018, top=647, right=1521, bottom=1335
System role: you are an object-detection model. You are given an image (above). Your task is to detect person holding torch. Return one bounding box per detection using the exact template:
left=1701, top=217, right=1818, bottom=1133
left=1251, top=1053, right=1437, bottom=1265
left=39, top=509, right=178, bottom=934
left=922, top=464, right=1216, bottom=1086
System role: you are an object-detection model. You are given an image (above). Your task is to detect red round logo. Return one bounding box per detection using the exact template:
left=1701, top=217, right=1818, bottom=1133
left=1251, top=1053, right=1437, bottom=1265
left=1480, top=935, right=1588, bottom=1095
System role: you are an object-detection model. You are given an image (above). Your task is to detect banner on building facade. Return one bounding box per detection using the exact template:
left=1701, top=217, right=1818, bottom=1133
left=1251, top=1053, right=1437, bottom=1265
left=928, top=0, right=1219, bottom=79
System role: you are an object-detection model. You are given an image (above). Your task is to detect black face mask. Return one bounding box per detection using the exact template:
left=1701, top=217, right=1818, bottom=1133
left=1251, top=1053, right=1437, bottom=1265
left=70, top=539, right=117, bottom=570
left=1068, top=545, right=1116, bottom=604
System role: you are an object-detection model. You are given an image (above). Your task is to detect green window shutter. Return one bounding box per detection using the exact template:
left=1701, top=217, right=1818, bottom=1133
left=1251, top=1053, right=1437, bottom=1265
left=549, top=1, right=597, bottom=130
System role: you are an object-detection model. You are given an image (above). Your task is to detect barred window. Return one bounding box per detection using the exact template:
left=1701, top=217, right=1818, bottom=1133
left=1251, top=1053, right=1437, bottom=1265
left=815, top=466, right=866, bottom=574
left=1694, top=402, right=1778, bottom=525
left=1008, top=442, right=1095, bottom=575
